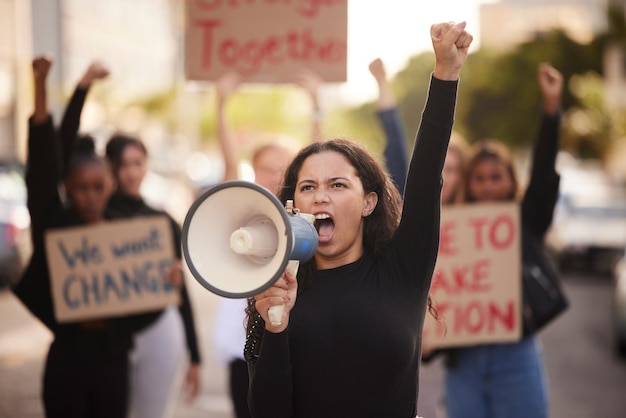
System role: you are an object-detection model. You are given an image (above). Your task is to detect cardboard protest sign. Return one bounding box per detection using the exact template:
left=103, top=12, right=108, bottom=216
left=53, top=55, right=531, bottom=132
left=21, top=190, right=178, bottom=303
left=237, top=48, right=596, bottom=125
left=185, top=0, right=348, bottom=82
left=45, top=216, right=180, bottom=323
left=423, top=203, right=522, bottom=348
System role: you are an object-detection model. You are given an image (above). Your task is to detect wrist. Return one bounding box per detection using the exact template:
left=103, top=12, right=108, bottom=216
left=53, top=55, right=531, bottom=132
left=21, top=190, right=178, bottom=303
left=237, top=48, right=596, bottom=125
left=433, top=64, right=460, bottom=81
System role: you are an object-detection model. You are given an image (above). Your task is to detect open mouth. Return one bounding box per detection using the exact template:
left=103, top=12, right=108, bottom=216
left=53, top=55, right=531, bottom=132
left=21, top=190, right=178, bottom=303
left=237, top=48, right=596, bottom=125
left=314, top=213, right=335, bottom=242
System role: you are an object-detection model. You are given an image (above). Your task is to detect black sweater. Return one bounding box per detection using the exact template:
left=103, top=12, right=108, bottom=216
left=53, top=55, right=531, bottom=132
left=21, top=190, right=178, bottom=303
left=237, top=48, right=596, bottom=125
left=247, top=76, right=458, bottom=418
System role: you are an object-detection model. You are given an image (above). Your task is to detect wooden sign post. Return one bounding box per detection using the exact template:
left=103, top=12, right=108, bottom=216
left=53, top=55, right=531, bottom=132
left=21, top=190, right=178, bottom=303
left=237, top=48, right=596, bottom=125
left=185, top=0, right=348, bottom=82
left=45, top=216, right=180, bottom=323
left=423, top=203, right=522, bottom=348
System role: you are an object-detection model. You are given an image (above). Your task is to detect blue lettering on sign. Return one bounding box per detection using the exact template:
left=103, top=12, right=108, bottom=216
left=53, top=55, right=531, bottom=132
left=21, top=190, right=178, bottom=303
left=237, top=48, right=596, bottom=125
left=57, top=237, right=103, bottom=268
left=85, top=273, right=102, bottom=306
left=110, top=229, right=162, bottom=258
left=61, top=258, right=177, bottom=309
left=63, top=275, right=80, bottom=309
left=103, top=271, right=126, bottom=302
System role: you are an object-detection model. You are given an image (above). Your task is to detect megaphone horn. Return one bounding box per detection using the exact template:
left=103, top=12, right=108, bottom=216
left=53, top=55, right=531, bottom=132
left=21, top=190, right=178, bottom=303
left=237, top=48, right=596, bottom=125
left=181, top=181, right=318, bottom=323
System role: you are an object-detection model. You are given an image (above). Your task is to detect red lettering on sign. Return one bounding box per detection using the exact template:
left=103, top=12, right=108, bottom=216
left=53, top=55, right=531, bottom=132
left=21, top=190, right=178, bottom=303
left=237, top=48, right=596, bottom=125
left=193, top=21, right=346, bottom=76
left=195, top=19, right=222, bottom=70
left=469, top=214, right=516, bottom=251
left=439, top=221, right=457, bottom=257
left=431, top=258, right=492, bottom=296
left=489, top=214, right=516, bottom=250
left=193, top=0, right=344, bottom=18
left=469, top=217, right=489, bottom=250
left=452, top=300, right=516, bottom=335
left=488, top=300, right=516, bottom=332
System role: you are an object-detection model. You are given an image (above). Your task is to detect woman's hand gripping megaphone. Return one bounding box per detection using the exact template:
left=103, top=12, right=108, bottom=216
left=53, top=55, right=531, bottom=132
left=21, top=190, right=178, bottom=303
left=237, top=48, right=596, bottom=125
left=254, top=260, right=299, bottom=333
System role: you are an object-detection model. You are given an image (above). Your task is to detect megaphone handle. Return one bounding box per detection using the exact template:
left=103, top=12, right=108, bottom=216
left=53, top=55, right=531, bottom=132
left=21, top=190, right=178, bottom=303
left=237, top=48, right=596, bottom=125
left=268, top=260, right=300, bottom=327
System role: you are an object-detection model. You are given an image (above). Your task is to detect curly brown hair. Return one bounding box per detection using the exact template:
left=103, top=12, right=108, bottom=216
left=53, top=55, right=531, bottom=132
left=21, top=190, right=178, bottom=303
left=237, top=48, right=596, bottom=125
left=245, top=138, right=403, bottom=334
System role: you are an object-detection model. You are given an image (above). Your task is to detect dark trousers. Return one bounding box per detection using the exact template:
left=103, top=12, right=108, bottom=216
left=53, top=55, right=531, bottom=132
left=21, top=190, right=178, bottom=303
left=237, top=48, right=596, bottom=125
left=43, top=338, right=129, bottom=418
left=229, top=359, right=252, bottom=418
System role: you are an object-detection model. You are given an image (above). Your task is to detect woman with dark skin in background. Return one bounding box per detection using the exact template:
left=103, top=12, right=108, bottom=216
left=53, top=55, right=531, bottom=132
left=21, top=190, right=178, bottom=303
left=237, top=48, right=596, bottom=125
left=13, top=56, right=149, bottom=418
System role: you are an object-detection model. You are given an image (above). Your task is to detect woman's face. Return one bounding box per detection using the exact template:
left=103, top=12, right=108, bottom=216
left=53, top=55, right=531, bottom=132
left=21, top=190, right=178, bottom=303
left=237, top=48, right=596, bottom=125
left=441, top=149, right=462, bottom=205
left=294, top=151, right=377, bottom=269
left=65, top=163, right=113, bottom=224
left=467, top=158, right=514, bottom=202
left=116, top=145, right=147, bottom=197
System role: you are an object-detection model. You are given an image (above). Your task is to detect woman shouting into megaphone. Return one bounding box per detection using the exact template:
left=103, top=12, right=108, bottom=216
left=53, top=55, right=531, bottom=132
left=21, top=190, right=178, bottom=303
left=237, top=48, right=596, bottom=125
left=245, top=21, right=473, bottom=418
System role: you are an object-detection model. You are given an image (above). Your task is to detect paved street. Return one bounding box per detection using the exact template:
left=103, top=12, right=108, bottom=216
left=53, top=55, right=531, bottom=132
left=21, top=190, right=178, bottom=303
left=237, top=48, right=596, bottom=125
left=1, top=271, right=626, bottom=418
left=0, top=277, right=234, bottom=418
left=417, top=272, right=626, bottom=418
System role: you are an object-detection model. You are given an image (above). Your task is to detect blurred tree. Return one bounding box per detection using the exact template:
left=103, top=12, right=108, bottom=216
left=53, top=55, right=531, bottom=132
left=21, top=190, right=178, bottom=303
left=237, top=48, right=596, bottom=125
left=329, top=3, right=626, bottom=160
left=561, top=72, right=613, bottom=159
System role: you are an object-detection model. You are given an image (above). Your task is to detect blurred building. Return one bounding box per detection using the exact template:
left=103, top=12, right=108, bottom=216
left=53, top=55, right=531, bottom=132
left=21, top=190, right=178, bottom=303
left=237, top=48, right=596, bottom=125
left=0, top=0, right=31, bottom=161
left=4, top=0, right=182, bottom=162
left=479, top=0, right=612, bottom=51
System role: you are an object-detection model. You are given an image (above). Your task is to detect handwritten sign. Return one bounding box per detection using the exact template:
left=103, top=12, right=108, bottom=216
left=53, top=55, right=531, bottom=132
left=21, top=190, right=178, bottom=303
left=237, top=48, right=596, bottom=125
left=423, top=203, right=522, bottom=348
left=45, top=217, right=180, bottom=323
left=185, top=0, right=348, bottom=82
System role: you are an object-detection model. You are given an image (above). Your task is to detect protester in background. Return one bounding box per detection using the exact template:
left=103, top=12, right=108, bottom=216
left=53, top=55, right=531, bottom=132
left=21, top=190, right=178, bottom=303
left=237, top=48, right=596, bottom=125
left=243, top=22, right=472, bottom=417
left=13, top=56, right=146, bottom=418
left=57, top=61, right=109, bottom=179
left=211, top=70, right=302, bottom=418
left=443, top=62, right=563, bottom=418
left=294, top=68, right=324, bottom=142
left=105, top=134, right=202, bottom=418
left=57, top=61, right=202, bottom=418
left=368, top=57, right=409, bottom=194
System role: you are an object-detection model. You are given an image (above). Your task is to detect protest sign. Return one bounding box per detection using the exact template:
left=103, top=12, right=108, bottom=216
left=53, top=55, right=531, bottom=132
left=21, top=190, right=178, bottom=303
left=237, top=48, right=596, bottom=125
left=423, top=203, right=522, bottom=348
left=185, top=0, right=348, bottom=82
left=45, top=216, right=180, bottom=323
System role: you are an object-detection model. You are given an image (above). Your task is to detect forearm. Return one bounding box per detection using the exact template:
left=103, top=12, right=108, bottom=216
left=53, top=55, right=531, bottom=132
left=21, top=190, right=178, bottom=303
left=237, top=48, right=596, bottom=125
left=60, top=87, right=89, bottom=178
left=378, top=107, right=408, bottom=195
left=310, top=109, right=322, bottom=142
left=26, top=116, right=61, bottom=247
left=400, top=76, right=457, bottom=234
left=522, top=111, right=561, bottom=237
left=529, top=111, right=561, bottom=182
left=33, top=83, right=48, bottom=124
left=217, top=98, right=239, bottom=181
left=178, top=283, right=202, bottom=363
left=395, top=75, right=457, bottom=279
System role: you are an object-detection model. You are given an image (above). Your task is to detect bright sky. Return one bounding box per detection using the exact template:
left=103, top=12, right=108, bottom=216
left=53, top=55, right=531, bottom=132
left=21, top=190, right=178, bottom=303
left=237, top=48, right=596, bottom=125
left=342, top=0, right=496, bottom=103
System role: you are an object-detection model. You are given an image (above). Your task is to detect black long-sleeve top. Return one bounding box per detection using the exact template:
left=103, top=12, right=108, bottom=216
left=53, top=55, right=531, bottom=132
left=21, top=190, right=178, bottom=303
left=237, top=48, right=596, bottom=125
left=13, top=117, right=147, bottom=356
left=107, top=192, right=202, bottom=364
left=521, top=111, right=561, bottom=240
left=379, top=107, right=408, bottom=195
left=58, top=86, right=202, bottom=364
left=247, top=76, right=458, bottom=418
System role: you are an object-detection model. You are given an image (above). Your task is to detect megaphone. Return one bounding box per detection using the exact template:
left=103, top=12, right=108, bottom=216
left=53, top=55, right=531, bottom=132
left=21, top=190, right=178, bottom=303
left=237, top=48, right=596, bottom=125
left=181, top=181, right=318, bottom=325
